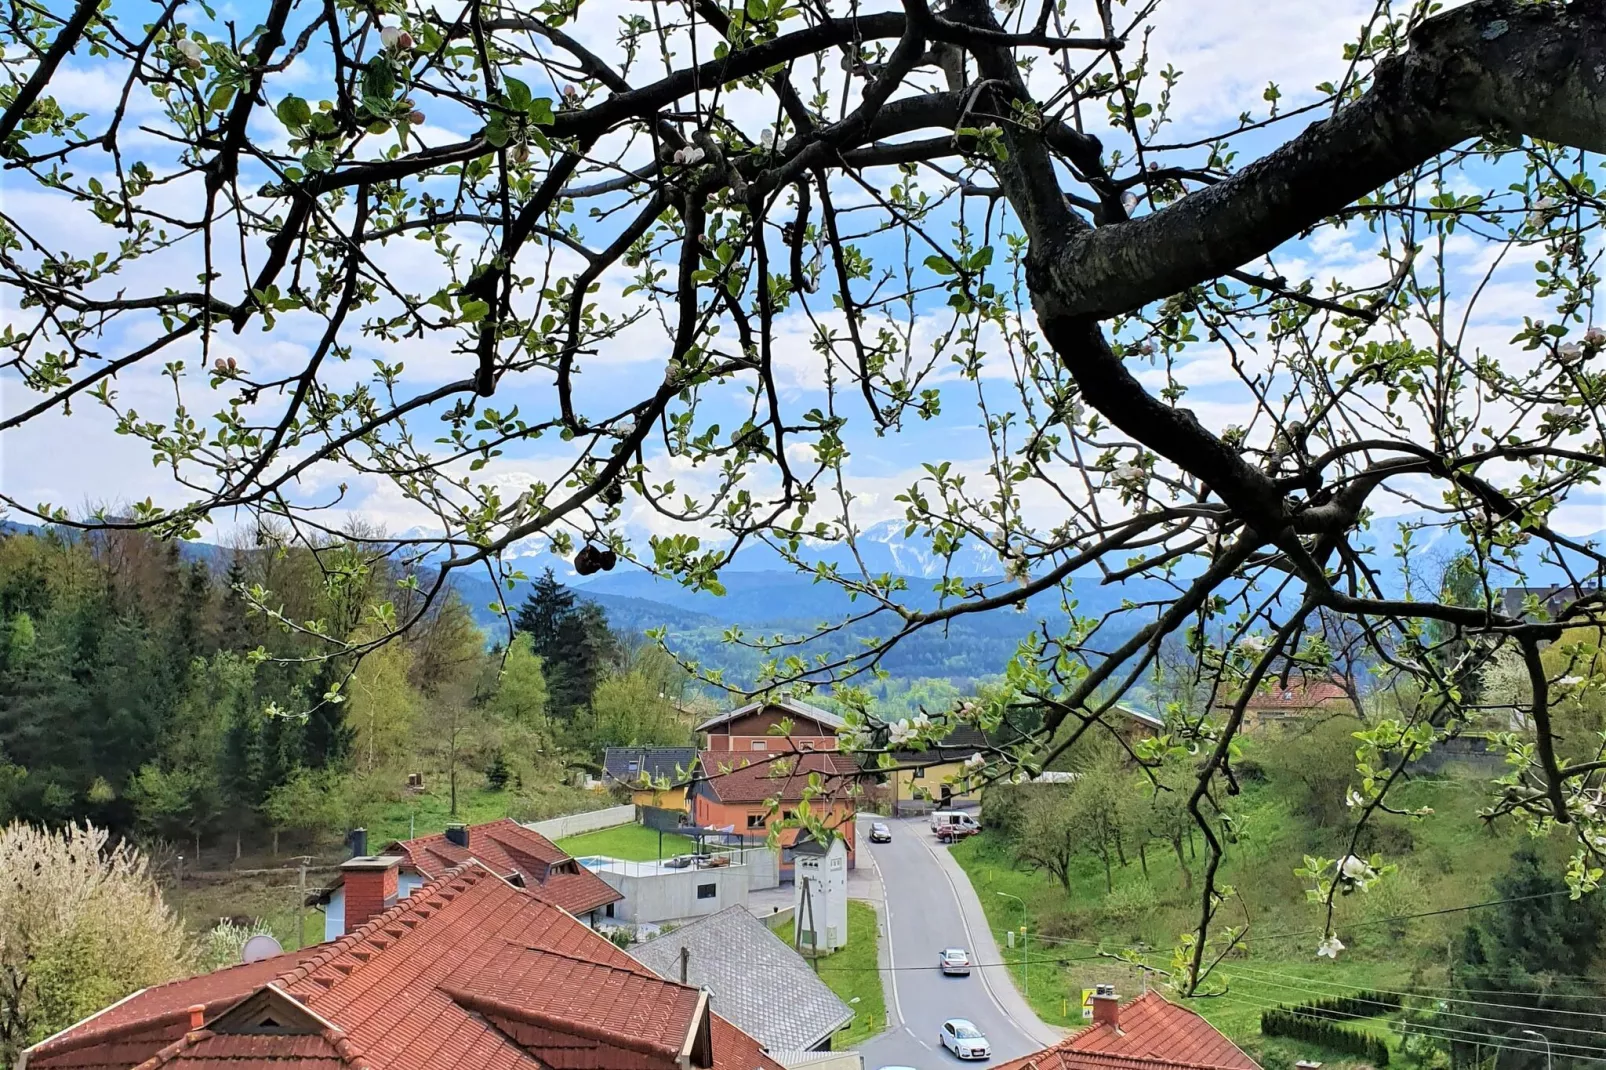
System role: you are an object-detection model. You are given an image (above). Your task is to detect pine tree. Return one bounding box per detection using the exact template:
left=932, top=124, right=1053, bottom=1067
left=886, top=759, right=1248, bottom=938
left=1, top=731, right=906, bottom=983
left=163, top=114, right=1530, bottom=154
left=301, top=661, right=355, bottom=770
left=514, top=569, right=578, bottom=652
left=513, top=570, right=619, bottom=718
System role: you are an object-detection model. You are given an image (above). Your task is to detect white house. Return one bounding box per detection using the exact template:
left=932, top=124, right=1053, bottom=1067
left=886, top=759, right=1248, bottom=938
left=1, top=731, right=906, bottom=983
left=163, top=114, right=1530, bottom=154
left=793, top=831, right=848, bottom=953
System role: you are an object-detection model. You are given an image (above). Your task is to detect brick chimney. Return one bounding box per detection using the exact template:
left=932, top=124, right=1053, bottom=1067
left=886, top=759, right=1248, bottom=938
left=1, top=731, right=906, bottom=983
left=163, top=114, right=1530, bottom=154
left=340, top=855, right=403, bottom=934
left=445, top=823, right=469, bottom=848
left=1091, top=984, right=1121, bottom=1030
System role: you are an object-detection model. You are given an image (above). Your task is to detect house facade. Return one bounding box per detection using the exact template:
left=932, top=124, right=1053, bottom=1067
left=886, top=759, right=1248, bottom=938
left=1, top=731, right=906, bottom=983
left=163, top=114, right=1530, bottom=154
left=690, top=750, right=862, bottom=880
left=24, top=857, right=787, bottom=1070
left=1223, top=674, right=1352, bottom=730
left=698, top=696, right=845, bottom=753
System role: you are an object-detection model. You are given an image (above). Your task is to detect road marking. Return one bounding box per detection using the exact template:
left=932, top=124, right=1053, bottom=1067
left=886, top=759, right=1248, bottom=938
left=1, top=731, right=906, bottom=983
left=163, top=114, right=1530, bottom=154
left=864, top=819, right=904, bottom=1031
left=913, top=826, right=1038, bottom=1045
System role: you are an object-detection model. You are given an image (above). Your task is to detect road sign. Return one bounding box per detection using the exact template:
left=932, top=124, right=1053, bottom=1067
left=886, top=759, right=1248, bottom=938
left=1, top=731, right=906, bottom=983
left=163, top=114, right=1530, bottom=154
left=1081, top=988, right=1095, bottom=1021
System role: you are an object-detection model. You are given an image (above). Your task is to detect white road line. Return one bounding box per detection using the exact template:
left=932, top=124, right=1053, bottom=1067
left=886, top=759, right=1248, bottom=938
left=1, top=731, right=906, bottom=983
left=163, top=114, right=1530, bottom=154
left=914, top=828, right=1034, bottom=1042
left=864, top=823, right=904, bottom=1031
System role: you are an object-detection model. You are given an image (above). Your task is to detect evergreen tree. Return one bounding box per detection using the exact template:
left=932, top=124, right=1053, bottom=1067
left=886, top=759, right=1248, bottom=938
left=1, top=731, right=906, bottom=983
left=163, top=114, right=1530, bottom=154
left=514, top=569, right=578, bottom=653
left=1445, top=847, right=1605, bottom=1069
left=301, top=661, right=355, bottom=770
left=513, top=571, right=618, bottom=718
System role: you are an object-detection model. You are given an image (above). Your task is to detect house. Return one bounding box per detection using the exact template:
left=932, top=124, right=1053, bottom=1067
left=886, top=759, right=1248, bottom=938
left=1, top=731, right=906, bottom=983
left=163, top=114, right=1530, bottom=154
left=578, top=851, right=752, bottom=926
left=633, top=905, right=853, bottom=1054
left=699, top=696, right=846, bottom=753
left=888, top=725, right=988, bottom=814
left=22, top=857, right=788, bottom=1070
left=792, top=831, right=849, bottom=954
left=690, top=750, right=862, bottom=879
left=991, top=987, right=1259, bottom=1070
left=314, top=818, right=621, bottom=939
left=1501, top=584, right=1602, bottom=622
left=603, top=746, right=698, bottom=810
left=1223, top=674, right=1352, bottom=730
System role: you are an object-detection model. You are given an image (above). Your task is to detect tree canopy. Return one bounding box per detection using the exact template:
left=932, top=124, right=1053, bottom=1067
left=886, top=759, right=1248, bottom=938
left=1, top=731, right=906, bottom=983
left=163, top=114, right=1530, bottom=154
left=3, top=0, right=1605, bottom=989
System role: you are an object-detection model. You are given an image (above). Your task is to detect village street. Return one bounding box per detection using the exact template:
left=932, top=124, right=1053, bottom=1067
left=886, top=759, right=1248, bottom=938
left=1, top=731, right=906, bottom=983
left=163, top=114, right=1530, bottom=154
left=857, top=815, right=1065, bottom=1068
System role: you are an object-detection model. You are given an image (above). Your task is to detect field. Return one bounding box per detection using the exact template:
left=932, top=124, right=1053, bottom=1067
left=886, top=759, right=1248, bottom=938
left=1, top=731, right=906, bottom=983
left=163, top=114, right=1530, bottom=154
left=557, top=823, right=698, bottom=861
left=951, top=766, right=1526, bottom=1066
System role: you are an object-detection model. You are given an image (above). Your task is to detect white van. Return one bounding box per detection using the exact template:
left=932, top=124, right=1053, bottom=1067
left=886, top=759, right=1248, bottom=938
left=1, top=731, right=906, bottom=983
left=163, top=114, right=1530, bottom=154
left=929, top=811, right=981, bottom=838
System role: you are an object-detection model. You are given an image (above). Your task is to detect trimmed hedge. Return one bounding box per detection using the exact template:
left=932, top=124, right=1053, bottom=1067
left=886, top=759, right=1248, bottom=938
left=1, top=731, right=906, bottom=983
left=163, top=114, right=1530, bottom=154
left=1291, top=991, right=1402, bottom=1022
left=1260, top=1008, right=1391, bottom=1066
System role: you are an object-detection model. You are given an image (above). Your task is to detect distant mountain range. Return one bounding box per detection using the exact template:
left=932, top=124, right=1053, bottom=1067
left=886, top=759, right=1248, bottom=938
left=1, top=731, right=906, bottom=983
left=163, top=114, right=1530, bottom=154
left=5, top=512, right=1601, bottom=687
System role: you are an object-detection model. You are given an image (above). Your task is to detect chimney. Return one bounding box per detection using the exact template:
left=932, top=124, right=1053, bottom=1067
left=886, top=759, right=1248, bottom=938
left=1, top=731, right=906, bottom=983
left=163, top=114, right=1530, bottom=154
left=680, top=945, right=690, bottom=984
left=1091, top=984, right=1121, bottom=1030
left=445, top=823, right=469, bottom=848
left=346, top=827, right=367, bottom=858
left=188, top=1005, right=206, bottom=1031
left=339, top=855, right=403, bottom=934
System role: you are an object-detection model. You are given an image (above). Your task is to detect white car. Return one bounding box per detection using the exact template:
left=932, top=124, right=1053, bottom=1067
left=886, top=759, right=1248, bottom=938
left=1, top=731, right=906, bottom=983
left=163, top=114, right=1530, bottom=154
left=939, top=947, right=972, bottom=976
left=940, top=1019, right=990, bottom=1060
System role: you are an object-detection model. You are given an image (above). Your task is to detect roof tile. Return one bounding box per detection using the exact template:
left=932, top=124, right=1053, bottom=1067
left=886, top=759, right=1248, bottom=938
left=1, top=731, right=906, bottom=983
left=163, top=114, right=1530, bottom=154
left=991, top=992, right=1259, bottom=1070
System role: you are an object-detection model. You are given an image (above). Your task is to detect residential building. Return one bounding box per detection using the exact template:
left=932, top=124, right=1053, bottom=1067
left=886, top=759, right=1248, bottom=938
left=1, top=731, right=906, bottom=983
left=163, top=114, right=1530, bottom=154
left=579, top=852, right=752, bottom=926
left=1501, top=583, right=1602, bottom=622
left=888, top=725, right=987, bottom=814
left=699, top=696, right=845, bottom=753
left=991, top=987, right=1260, bottom=1070
left=633, top=905, right=853, bottom=1054
left=792, top=831, right=849, bottom=954
left=23, top=858, right=787, bottom=1070
left=602, top=746, right=698, bottom=810
left=314, top=818, right=621, bottom=939
left=1222, top=674, right=1353, bottom=730
left=690, top=750, right=862, bottom=879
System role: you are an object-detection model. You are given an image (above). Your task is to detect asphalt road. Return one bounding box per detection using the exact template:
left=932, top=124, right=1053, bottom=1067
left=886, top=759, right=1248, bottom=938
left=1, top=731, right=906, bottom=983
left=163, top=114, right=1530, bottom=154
left=859, top=815, right=1043, bottom=1070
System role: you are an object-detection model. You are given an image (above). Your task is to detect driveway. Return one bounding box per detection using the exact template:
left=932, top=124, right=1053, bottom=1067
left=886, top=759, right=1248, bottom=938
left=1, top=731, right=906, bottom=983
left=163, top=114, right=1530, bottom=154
left=858, top=815, right=1064, bottom=1069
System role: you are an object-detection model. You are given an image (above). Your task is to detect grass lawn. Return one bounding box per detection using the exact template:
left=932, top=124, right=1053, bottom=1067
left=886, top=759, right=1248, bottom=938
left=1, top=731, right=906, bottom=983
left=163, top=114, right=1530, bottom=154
left=367, top=781, right=615, bottom=847
left=557, top=823, right=698, bottom=862
left=813, top=900, right=888, bottom=1048
left=949, top=771, right=1521, bottom=1062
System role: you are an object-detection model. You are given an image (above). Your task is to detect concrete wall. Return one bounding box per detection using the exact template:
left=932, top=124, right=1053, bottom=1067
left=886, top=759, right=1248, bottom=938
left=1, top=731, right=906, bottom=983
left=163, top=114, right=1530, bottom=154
left=525, top=804, right=635, bottom=840
left=742, top=845, right=781, bottom=890
left=599, top=865, right=749, bottom=924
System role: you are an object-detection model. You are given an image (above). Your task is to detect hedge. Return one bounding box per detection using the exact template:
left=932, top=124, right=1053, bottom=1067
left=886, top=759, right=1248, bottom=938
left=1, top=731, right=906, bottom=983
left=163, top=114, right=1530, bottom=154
left=1260, top=1008, right=1391, bottom=1066
left=1289, top=991, right=1402, bottom=1022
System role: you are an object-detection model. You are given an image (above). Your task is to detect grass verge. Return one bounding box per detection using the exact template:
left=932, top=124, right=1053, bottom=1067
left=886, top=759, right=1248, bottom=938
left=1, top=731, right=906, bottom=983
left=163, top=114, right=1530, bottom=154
left=814, top=900, right=888, bottom=1048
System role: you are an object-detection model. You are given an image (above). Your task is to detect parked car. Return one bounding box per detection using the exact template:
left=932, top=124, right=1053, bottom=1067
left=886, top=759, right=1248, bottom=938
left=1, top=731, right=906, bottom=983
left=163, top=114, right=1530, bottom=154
left=869, top=822, right=893, bottom=843
left=940, top=1019, right=990, bottom=1060
left=930, top=811, right=980, bottom=840
left=939, top=947, right=972, bottom=975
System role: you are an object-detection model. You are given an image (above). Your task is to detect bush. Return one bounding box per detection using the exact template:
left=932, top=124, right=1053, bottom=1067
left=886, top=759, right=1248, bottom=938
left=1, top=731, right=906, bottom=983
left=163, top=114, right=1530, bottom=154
left=1260, top=1006, right=1392, bottom=1065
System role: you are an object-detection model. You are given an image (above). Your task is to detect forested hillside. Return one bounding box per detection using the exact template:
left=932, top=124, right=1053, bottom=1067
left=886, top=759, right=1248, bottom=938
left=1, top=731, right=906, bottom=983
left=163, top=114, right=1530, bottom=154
left=0, top=528, right=697, bottom=860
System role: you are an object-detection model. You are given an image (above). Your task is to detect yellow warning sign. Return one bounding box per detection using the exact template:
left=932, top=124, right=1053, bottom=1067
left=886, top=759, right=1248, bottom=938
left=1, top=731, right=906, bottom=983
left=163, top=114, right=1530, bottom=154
left=1081, top=988, right=1095, bottom=1020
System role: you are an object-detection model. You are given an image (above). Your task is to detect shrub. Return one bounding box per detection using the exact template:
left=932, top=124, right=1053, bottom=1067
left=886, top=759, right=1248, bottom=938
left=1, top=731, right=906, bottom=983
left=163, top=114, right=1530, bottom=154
left=1260, top=1006, right=1392, bottom=1065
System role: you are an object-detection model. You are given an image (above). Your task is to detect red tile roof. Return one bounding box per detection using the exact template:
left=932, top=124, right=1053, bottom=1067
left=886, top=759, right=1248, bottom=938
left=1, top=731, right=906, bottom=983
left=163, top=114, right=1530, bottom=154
left=695, top=751, right=863, bottom=804
left=991, top=992, right=1259, bottom=1070
left=390, top=819, right=620, bottom=917
left=27, top=865, right=787, bottom=1070
left=1234, top=676, right=1350, bottom=712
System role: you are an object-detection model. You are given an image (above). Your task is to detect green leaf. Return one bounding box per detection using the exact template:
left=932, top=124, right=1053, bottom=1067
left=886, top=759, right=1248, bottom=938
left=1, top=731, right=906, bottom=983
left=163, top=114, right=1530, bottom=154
left=528, top=97, right=554, bottom=125
left=505, top=76, right=533, bottom=111
left=460, top=298, right=491, bottom=322
left=301, top=147, right=333, bottom=172
left=923, top=255, right=956, bottom=276
left=208, top=84, right=236, bottom=113
left=276, top=94, right=312, bottom=128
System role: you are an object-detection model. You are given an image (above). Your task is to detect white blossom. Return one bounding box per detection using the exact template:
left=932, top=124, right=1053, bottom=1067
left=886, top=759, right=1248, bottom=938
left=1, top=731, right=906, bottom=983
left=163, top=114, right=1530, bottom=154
left=1586, top=327, right=1606, bottom=348
left=379, top=25, right=412, bottom=50
left=1558, top=675, right=1586, bottom=687
left=759, top=127, right=776, bottom=149
left=674, top=146, right=706, bottom=166
left=1135, top=340, right=1155, bottom=356
left=1339, top=854, right=1375, bottom=882
left=1112, top=463, right=1146, bottom=486
left=1528, top=196, right=1558, bottom=228
left=1121, top=192, right=1140, bottom=213
left=175, top=38, right=203, bottom=65
left=1316, top=933, right=1345, bottom=959
left=1346, top=789, right=1365, bottom=808
left=1558, top=342, right=1586, bottom=364
left=964, top=752, right=987, bottom=770
left=1546, top=403, right=1572, bottom=423
left=1238, top=634, right=1267, bottom=655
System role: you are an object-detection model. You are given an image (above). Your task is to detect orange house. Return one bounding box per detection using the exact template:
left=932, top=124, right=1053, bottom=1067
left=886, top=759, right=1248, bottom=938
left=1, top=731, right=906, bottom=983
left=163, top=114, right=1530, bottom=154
left=698, top=696, right=845, bottom=753
left=690, top=750, right=862, bottom=880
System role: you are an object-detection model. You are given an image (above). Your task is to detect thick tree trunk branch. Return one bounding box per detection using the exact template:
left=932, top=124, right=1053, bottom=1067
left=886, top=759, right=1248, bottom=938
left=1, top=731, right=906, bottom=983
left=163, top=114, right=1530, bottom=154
left=1031, top=0, right=1606, bottom=320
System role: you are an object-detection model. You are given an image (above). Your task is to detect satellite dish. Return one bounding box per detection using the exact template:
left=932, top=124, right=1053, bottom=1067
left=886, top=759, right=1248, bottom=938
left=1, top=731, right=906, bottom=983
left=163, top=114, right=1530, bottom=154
left=241, top=934, right=284, bottom=964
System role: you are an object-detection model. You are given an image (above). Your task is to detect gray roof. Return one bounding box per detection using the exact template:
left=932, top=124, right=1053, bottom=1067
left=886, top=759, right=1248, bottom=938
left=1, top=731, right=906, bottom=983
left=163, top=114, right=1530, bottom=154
left=602, top=746, right=698, bottom=785
left=696, top=695, right=848, bottom=734
left=632, top=905, right=853, bottom=1051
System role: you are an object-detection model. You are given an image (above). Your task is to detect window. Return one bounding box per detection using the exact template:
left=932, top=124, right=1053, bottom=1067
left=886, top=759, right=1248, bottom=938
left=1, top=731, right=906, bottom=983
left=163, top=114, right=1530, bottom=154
left=911, top=767, right=924, bottom=780
left=782, top=810, right=796, bottom=821
left=750, top=739, right=767, bottom=751
left=746, top=813, right=766, bottom=829
left=798, top=740, right=816, bottom=751
left=627, top=760, right=640, bottom=773
left=605, top=903, right=615, bottom=918
left=697, top=883, right=717, bottom=899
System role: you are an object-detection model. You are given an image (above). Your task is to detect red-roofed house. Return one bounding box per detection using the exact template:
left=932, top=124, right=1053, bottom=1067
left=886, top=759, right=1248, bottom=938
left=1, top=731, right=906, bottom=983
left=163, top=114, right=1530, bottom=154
left=1221, top=674, right=1353, bottom=730
left=992, top=988, right=1259, bottom=1070
left=313, top=818, right=621, bottom=939
left=690, top=751, right=863, bottom=880
left=21, top=857, right=786, bottom=1070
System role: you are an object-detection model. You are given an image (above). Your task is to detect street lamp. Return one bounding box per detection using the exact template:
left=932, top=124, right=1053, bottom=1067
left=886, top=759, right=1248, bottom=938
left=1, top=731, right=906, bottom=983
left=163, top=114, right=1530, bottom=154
left=1522, top=1029, right=1552, bottom=1070
left=997, top=892, right=1028, bottom=999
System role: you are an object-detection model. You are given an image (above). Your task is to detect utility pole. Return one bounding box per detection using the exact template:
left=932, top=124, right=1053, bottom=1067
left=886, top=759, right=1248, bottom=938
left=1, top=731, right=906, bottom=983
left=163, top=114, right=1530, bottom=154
left=296, top=857, right=309, bottom=949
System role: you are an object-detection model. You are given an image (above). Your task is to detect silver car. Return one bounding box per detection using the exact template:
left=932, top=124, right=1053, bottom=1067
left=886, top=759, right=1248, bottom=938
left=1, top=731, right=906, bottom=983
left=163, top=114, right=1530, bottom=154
left=939, top=947, right=972, bottom=975
left=940, top=1019, right=990, bottom=1060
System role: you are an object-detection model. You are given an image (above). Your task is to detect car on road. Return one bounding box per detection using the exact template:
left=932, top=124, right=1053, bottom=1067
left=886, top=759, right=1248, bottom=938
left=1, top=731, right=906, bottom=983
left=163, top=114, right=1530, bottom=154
left=869, top=822, right=893, bottom=843
left=940, top=1019, right=990, bottom=1060
left=939, top=947, right=972, bottom=975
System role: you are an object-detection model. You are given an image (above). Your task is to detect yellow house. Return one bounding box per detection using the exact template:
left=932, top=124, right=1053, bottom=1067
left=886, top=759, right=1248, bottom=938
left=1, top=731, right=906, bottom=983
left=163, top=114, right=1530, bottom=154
left=889, top=727, right=987, bottom=815
left=602, top=746, right=697, bottom=811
